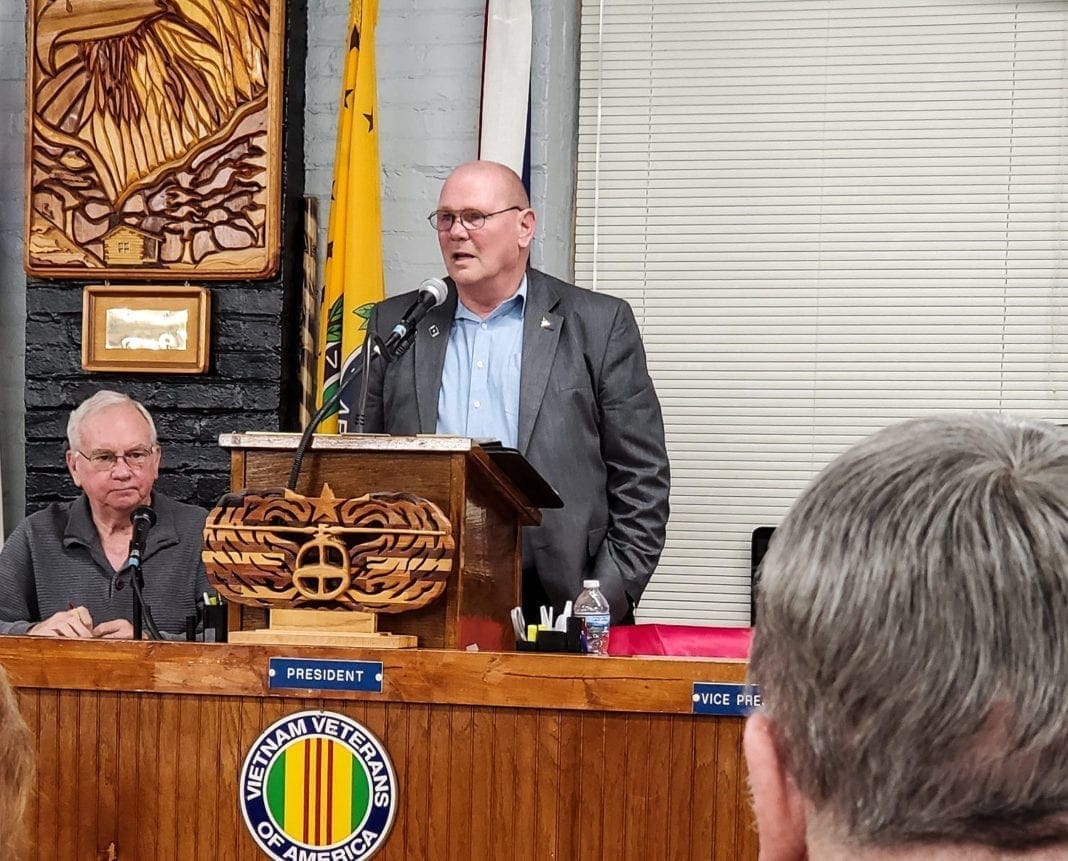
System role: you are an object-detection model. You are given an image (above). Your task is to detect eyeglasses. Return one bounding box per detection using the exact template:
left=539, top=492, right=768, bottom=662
left=427, top=206, right=523, bottom=232
left=73, top=447, right=156, bottom=472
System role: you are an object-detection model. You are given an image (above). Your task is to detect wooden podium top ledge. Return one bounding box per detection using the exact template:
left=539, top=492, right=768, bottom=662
left=0, top=638, right=748, bottom=715
left=219, top=432, right=478, bottom=452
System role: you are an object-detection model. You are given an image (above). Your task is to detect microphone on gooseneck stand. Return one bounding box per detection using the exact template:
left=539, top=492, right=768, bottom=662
left=125, top=505, right=162, bottom=640
left=286, top=277, right=450, bottom=490
left=125, top=505, right=157, bottom=568
left=352, top=278, right=450, bottom=432
left=382, top=278, right=449, bottom=359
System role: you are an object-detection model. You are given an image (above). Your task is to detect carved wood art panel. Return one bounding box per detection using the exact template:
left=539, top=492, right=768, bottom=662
left=24, top=0, right=285, bottom=279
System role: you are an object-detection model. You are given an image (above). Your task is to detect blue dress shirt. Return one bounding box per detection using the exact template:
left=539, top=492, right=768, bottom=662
left=436, top=276, right=527, bottom=448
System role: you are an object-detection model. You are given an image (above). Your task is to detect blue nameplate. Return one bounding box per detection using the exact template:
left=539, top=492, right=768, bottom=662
left=692, top=682, right=761, bottom=716
left=268, top=658, right=383, bottom=693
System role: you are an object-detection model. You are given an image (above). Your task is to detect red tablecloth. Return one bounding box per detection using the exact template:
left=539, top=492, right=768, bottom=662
left=608, top=623, right=752, bottom=659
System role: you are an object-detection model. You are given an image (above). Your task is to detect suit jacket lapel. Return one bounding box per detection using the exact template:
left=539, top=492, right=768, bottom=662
left=518, top=270, right=562, bottom=454
left=414, top=285, right=456, bottom=433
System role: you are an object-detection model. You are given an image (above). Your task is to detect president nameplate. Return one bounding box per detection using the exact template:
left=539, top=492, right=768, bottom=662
left=268, top=657, right=384, bottom=693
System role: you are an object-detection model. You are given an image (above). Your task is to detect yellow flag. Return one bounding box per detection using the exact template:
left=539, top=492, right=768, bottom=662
left=316, top=0, right=384, bottom=433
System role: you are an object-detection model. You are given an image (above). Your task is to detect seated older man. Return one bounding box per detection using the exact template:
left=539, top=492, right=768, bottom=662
left=746, top=414, right=1068, bottom=860
left=0, top=390, right=210, bottom=638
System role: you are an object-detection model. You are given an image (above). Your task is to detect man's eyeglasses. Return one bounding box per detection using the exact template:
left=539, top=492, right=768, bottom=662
left=73, top=447, right=156, bottom=472
left=427, top=206, right=522, bottom=232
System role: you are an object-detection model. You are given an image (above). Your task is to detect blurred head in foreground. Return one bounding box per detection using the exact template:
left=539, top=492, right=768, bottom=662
left=0, top=665, right=32, bottom=856
left=746, top=414, right=1068, bottom=860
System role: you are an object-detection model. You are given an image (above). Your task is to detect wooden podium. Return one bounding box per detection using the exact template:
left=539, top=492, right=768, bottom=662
left=218, top=434, right=543, bottom=650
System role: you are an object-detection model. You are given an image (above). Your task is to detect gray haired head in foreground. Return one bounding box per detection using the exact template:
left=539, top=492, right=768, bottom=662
left=66, top=390, right=158, bottom=451
left=749, top=413, right=1068, bottom=851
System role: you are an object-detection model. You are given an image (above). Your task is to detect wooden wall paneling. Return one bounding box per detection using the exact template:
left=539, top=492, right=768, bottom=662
left=404, top=703, right=431, bottom=859
left=712, top=718, right=744, bottom=859
left=426, top=704, right=452, bottom=854
left=157, top=693, right=181, bottom=855
left=113, top=691, right=137, bottom=859
left=194, top=696, right=221, bottom=861
left=138, top=695, right=162, bottom=859
left=237, top=696, right=267, bottom=859
left=665, top=713, right=697, bottom=860
left=733, top=719, right=761, bottom=859
left=74, top=692, right=99, bottom=856
left=175, top=696, right=203, bottom=854
left=533, top=709, right=561, bottom=852
left=382, top=702, right=410, bottom=859
left=360, top=699, right=393, bottom=857
left=468, top=705, right=494, bottom=856
left=511, top=708, right=538, bottom=860
left=556, top=709, right=582, bottom=860
left=55, top=691, right=79, bottom=856
left=35, top=689, right=58, bottom=860
left=217, top=694, right=246, bottom=860
left=446, top=705, right=474, bottom=859
left=622, top=712, right=653, bottom=860
left=690, top=714, right=718, bottom=853
left=490, top=707, right=518, bottom=859
left=15, top=689, right=36, bottom=857
left=577, top=710, right=608, bottom=858
left=644, top=713, right=675, bottom=858
left=95, top=692, right=119, bottom=861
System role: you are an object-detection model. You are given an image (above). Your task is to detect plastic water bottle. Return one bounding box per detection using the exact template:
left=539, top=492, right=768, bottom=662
left=574, top=579, right=611, bottom=656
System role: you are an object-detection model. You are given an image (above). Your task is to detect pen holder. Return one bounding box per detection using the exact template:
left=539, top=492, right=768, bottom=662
left=516, top=617, right=586, bottom=653
left=205, top=603, right=228, bottom=643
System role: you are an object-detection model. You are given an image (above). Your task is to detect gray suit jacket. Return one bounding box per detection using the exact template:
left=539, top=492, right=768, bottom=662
left=360, top=268, right=670, bottom=622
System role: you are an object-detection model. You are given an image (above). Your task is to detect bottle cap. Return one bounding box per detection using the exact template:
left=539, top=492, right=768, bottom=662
left=582, top=579, right=600, bottom=589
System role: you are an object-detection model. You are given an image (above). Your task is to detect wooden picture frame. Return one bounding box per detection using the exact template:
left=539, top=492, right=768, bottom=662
left=24, top=0, right=285, bottom=280
left=82, top=285, right=211, bottom=374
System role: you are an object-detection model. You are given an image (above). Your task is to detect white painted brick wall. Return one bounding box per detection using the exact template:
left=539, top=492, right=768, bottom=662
left=306, top=0, right=486, bottom=296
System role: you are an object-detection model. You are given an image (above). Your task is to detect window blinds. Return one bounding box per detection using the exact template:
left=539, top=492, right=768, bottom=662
left=575, top=0, right=1068, bottom=625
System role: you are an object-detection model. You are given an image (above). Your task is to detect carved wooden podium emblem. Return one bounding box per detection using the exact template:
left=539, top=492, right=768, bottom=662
left=203, top=485, right=454, bottom=615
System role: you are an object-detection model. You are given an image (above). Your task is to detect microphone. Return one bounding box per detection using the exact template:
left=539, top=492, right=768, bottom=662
left=286, top=277, right=449, bottom=490
left=382, top=277, right=449, bottom=357
left=125, top=505, right=157, bottom=568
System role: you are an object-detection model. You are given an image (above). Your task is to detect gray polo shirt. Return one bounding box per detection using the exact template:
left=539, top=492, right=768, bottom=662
left=0, top=491, right=210, bottom=637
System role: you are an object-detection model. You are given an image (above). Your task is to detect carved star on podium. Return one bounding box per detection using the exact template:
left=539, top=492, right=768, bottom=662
left=300, top=483, right=345, bottom=522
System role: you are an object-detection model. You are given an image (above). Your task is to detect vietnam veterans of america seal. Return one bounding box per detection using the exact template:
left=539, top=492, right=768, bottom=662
left=239, top=710, right=397, bottom=860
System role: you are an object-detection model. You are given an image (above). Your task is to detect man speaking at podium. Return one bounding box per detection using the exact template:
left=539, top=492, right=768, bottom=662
left=362, top=161, right=670, bottom=624
left=0, top=391, right=210, bottom=638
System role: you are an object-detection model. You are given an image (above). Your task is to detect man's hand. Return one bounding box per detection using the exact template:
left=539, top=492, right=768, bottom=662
left=30, top=606, right=94, bottom=638
left=91, top=618, right=135, bottom=640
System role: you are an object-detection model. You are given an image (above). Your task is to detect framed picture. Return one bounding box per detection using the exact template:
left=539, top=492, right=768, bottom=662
left=82, top=285, right=211, bottom=374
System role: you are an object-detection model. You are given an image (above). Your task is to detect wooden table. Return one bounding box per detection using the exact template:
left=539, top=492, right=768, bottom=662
left=0, top=639, right=756, bottom=860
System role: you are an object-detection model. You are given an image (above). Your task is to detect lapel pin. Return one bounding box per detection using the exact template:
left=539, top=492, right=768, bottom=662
left=540, top=317, right=553, bottom=330
left=428, top=324, right=440, bottom=338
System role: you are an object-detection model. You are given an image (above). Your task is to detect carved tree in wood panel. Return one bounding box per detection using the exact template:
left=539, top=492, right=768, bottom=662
left=25, top=0, right=282, bottom=279
left=203, top=485, right=455, bottom=613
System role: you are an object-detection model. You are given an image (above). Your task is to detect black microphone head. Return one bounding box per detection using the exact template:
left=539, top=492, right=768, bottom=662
left=132, top=505, right=157, bottom=527
left=420, top=277, right=449, bottom=307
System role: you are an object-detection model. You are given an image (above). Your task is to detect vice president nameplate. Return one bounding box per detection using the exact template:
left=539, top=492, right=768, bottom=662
left=692, top=682, right=760, bottom=716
